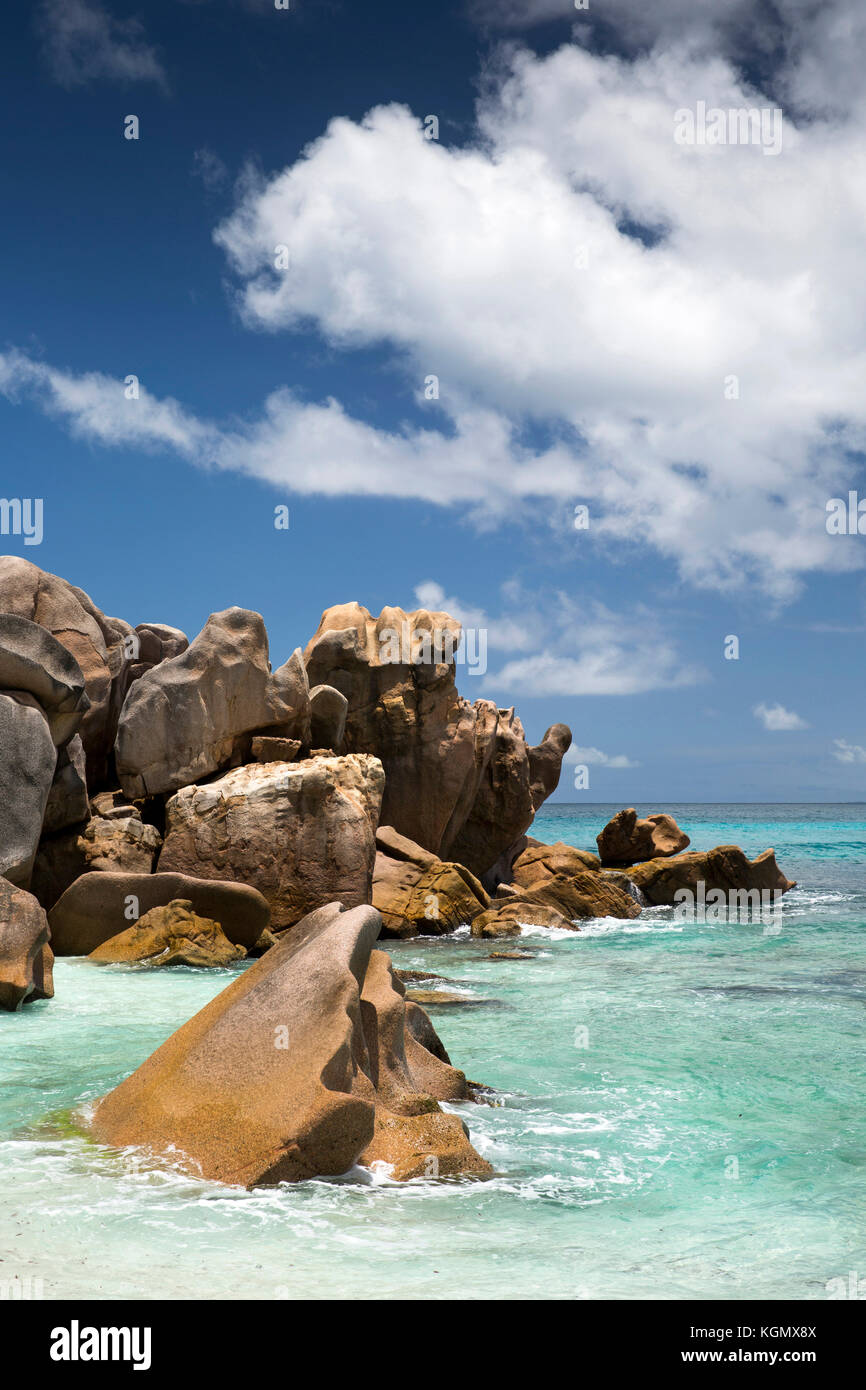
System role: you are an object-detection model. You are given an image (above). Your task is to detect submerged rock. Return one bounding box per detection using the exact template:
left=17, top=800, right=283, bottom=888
left=49, top=871, right=270, bottom=955
left=90, top=902, right=489, bottom=1187
left=88, top=900, right=246, bottom=968
left=626, top=845, right=796, bottom=905
left=597, top=807, right=690, bottom=866
left=0, top=877, right=54, bottom=1010
left=159, top=754, right=384, bottom=930
left=471, top=868, right=641, bottom=936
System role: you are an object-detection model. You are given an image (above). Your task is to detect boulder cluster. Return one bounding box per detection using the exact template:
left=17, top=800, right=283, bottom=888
left=0, top=560, right=796, bottom=1186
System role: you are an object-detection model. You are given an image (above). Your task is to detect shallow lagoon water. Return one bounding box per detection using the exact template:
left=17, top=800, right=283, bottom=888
left=2, top=804, right=864, bottom=1300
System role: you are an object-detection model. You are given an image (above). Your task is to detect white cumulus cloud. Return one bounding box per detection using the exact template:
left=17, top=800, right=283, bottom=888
left=753, top=701, right=809, bottom=731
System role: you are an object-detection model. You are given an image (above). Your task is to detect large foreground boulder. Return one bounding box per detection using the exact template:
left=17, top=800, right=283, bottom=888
left=597, top=807, right=690, bottom=866
left=88, top=900, right=246, bottom=968
left=116, top=608, right=311, bottom=798
left=304, top=603, right=571, bottom=877
left=49, top=871, right=270, bottom=955
left=159, top=754, right=384, bottom=930
left=626, top=846, right=796, bottom=905
left=372, top=825, right=489, bottom=938
left=0, top=877, right=54, bottom=1010
left=90, top=902, right=489, bottom=1186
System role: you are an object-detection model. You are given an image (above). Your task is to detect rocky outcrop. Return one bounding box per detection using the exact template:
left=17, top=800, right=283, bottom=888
left=372, top=825, right=490, bottom=938
left=159, top=754, right=384, bottom=930
left=0, top=693, right=58, bottom=887
left=626, top=846, right=796, bottom=905
left=471, top=870, right=641, bottom=937
left=597, top=808, right=690, bottom=866
left=78, top=810, right=162, bottom=874
left=0, top=558, right=136, bottom=787
left=49, top=871, right=270, bottom=955
left=115, top=608, right=311, bottom=798
left=88, top=900, right=246, bottom=967
left=0, top=877, right=54, bottom=1010
left=0, top=613, right=90, bottom=748
left=0, top=614, right=92, bottom=886
left=511, top=839, right=601, bottom=886
left=471, top=901, right=573, bottom=938
left=304, top=603, right=570, bottom=876
left=90, top=902, right=489, bottom=1186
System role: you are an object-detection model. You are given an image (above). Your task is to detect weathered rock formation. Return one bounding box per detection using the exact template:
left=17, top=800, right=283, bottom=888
left=0, top=693, right=58, bottom=888
left=626, top=846, right=796, bottom=905
left=49, top=871, right=270, bottom=955
left=471, top=870, right=641, bottom=937
left=304, top=603, right=570, bottom=876
left=597, top=807, right=690, bottom=866
left=511, top=839, right=601, bottom=886
left=372, top=825, right=489, bottom=938
left=88, top=900, right=246, bottom=968
left=159, top=753, right=383, bottom=930
left=90, top=902, right=489, bottom=1186
left=78, top=810, right=162, bottom=874
left=115, top=608, right=311, bottom=798
left=0, top=558, right=137, bottom=787
left=0, top=877, right=54, bottom=1010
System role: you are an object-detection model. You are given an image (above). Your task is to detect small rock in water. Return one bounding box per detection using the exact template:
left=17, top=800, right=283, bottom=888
left=488, top=950, right=536, bottom=960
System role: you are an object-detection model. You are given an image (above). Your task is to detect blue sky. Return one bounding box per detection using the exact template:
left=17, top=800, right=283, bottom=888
left=1, top=0, right=865, bottom=802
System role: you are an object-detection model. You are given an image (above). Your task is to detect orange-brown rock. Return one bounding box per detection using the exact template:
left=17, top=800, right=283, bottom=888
left=597, top=807, right=690, bottom=866
left=511, top=840, right=600, bottom=886
left=78, top=811, right=162, bottom=873
left=471, top=901, right=574, bottom=937
left=90, top=902, right=488, bottom=1186
left=372, top=825, right=489, bottom=938
left=471, top=869, right=641, bottom=936
left=88, top=900, right=247, bottom=968
left=626, top=846, right=796, bottom=905
left=0, top=877, right=54, bottom=1010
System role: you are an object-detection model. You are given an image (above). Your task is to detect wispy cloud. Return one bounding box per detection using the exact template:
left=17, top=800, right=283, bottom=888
left=565, top=745, right=639, bottom=769
left=37, top=0, right=166, bottom=89
left=831, top=738, right=866, bottom=763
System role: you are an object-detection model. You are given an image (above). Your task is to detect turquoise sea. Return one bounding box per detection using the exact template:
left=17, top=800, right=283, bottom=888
left=1, top=804, right=864, bottom=1301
